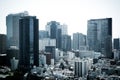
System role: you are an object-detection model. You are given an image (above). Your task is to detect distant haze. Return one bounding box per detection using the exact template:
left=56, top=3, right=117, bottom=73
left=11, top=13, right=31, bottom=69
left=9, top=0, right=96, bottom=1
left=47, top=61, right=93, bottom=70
left=0, top=0, right=120, bottom=38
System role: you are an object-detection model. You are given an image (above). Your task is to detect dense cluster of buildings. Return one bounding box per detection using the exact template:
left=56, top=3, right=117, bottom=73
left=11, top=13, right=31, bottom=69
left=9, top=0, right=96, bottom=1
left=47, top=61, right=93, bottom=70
left=0, top=11, right=119, bottom=80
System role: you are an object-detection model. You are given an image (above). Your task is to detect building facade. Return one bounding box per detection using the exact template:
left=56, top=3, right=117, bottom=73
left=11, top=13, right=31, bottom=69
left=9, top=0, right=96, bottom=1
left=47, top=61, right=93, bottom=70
left=39, top=38, right=56, bottom=51
left=61, top=35, right=71, bottom=51
left=113, top=38, right=120, bottom=50
left=39, top=30, right=49, bottom=39
left=45, top=46, right=55, bottom=60
left=73, top=33, right=86, bottom=50
left=74, top=60, right=88, bottom=77
left=7, top=46, right=19, bottom=66
left=19, top=16, right=39, bottom=70
left=46, top=21, right=62, bottom=49
left=6, top=11, right=28, bottom=49
left=60, top=24, right=68, bottom=35
left=87, top=18, right=112, bottom=58
left=0, top=34, right=6, bottom=54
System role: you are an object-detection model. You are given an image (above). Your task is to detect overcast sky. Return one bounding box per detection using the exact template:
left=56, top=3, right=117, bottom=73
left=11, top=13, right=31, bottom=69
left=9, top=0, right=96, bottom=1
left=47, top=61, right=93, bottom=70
left=0, top=0, right=120, bottom=38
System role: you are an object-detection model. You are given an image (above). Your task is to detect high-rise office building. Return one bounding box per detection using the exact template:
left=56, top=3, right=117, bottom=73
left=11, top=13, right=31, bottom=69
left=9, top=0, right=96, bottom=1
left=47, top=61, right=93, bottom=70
left=46, top=21, right=60, bottom=38
left=0, top=34, right=6, bottom=54
left=19, top=16, right=39, bottom=70
left=56, top=29, right=62, bottom=49
left=61, top=35, right=71, bottom=51
left=87, top=18, right=112, bottom=58
left=73, top=33, right=86, bottom=50
left=39, top=30, right=49, bottom=39
left=113, top=38, right=120, bottom=50
left=60, top=24, right=68, bottom=35
left=6, top=11, right=28, bottom=49
left=46, top=21, right=62, bottom=49
left=87, top=22, right=98, bottom=51
left=0, top=34, right=7, bottom=66
left=39, top=38, right=56, bottom=51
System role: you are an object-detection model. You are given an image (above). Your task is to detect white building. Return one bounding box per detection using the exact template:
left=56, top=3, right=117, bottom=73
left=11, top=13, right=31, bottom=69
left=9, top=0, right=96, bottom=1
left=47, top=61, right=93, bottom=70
left=78, top=50, right=101, bottom=59
left=74, top=60, right=87, bottom=77
left=55, top=49, right=64, bottom=61
left=74, top=58, right=93, bottom=77
left=66, top=51, right=75, bottom=60
left=39, top=38, right=56, bottom=51
left=79, top=50, right=95, bottom=58
left=60, top=24, right=68, bottom=35
left=113, top=49, right=120, bottom=60
left=39, top=54, right=46, bottom=66
left=10, top=57, right=19, bottom=70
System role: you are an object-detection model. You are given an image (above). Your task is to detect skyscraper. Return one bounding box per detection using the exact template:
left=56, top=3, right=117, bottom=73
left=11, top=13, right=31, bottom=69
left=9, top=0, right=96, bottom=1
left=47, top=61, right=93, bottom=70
left=0, top=34, right=6, bottom=54
left=6, top=11, right=28, bottom=49
left=19, top=16, right=39, bottom=70
left=46, top=21, right=62, bottom=49
left=46, top=21, right=59, bottom=38
left=61, top=35, right=71, bottom=51
left=60, top=24, right=68, bottom=35
left=56, top=29, right=62, bottom=49
left=87, top=18, right=112, bottom=58
left=114, top=38, right=120, bottom=50
left=73, top=33, right=87, bottom=50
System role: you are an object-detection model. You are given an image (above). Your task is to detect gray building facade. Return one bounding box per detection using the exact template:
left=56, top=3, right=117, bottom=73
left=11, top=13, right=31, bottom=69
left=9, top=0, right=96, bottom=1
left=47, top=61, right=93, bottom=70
left=73, top=33, right=86, bottom=50
left=6, top=11, right=28, bottom=49
left=46, top=21, right=62, bottom=49
left=87, top=18, right=112, bottom=58
left=0, top=34, right=6, bottom=54
left=114, top=38, right=120, bottom=50
left=39, top=30, right=49, bottom=39
left=61, top=35, right=71, bottom=51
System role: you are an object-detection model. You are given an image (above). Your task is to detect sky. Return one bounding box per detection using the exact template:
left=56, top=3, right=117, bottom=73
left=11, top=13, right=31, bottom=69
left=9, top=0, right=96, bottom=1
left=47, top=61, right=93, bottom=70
left=0, top=0, right=120, bottom=38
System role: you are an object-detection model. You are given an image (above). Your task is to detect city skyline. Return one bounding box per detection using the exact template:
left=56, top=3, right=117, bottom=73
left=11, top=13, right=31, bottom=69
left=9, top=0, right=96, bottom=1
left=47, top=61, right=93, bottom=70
left=0, top=0, right=120, bottom=38
left=0, top=0, right=120, bottom=78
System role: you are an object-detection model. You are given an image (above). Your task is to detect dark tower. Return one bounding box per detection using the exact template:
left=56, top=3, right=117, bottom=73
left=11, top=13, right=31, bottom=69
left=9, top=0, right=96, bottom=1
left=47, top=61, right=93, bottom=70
left=47, top=21, right=62, bottom=49
left=19, top=16, right=39, bottom=70
left=114, top=38, right=120, bottom=50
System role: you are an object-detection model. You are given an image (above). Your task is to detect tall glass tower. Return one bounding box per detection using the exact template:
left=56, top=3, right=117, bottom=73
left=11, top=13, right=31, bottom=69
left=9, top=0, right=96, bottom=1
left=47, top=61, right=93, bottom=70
left=73, top=33, right=86, bottom=50
left=6, top=11, right=28, bottom=49
left=61, top=35, right=71, bottom=51
left=87, top=18, right=112, bottom=58
left=114, top=38, right=120, bottom=50
left=19, top=16, right=39, bottom=70
left=46, top=21, right=62, bottom=49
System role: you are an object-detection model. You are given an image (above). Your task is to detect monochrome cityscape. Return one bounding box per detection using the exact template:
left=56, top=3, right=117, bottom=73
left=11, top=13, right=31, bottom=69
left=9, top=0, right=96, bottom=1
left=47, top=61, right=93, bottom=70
left=0, top=10, right=120, bottom=80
